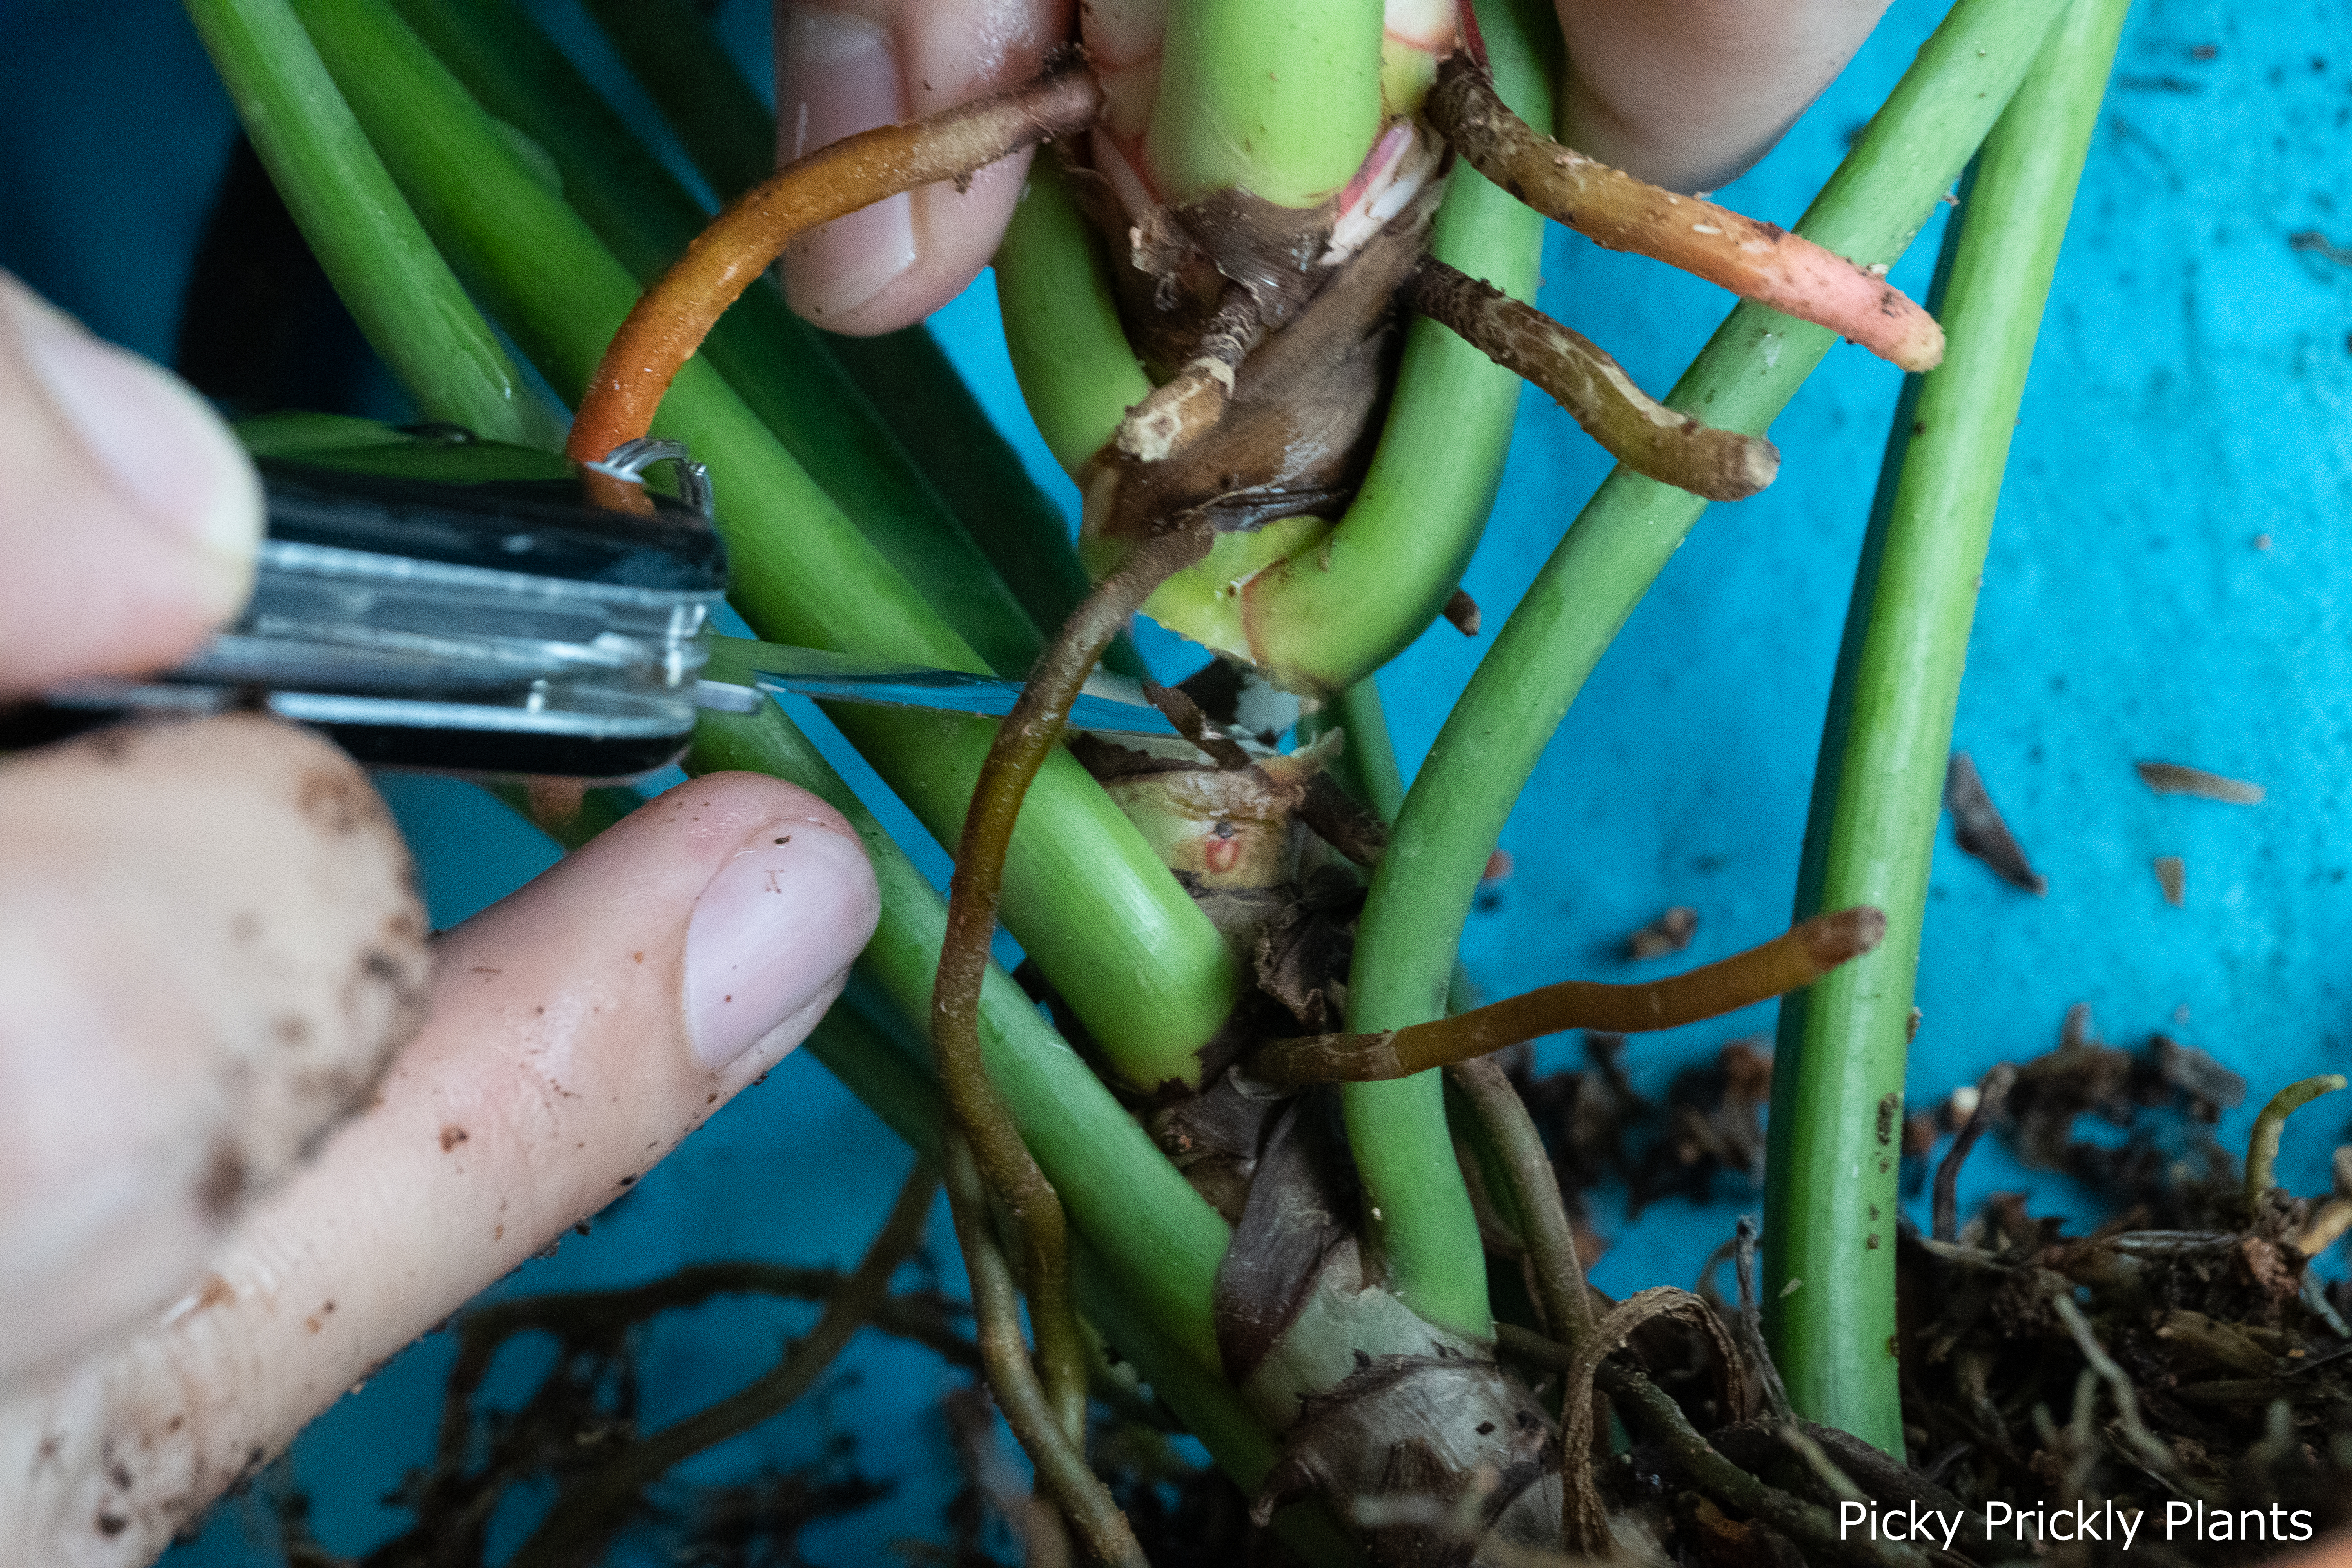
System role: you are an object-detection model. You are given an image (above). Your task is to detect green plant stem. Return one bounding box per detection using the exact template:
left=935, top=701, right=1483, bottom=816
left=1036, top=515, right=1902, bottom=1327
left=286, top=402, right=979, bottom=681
left=506, top=1158, right=941, bottom=1568
left=2245, top=1074, right=2348, bottom=1209
left=1766, top=0, right=2132, bottom=1453
left=577, top=0, right=775, bottom=203
left=1147, top=0, right=1383, bottom=208
left=1145, top=0, right=1553, bottom=691
left=685, top=675, right=1230, bottom=1373
left=931, top=523, right=1212, bottom=1442
left=1448, top=1060, right=1593, bottom=1352
left=291, top=0, right=1241, bottom=1089
left=996, top=154, right=1155, bottom=477
left=1345, top=0, right=2076, bottom=1351
left=389, top=0, right=1044, bottom=674
left=1299, top=679, right=1406, bottom=821
left=183, top=0, right=557, bottom=446
left=824, top=325, right=1144, bottom=677
left=555, top=8, right=1120, bottom=667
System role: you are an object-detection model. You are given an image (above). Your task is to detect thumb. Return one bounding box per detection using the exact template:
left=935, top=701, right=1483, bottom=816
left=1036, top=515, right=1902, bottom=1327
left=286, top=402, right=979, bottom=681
left=0, top=271, right=260, bottom=696
left=0, top=772, right=879, bottom=1566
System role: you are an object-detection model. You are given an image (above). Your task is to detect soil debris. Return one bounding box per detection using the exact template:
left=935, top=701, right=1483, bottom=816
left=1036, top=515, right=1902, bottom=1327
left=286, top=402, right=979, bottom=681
left=2136, top=760, right=2266, bottom=804
left=1944, top=751, right=2047, bottom=894
left=1625, top=905, right=1700, bottom=960
left=2155, top=853, right=2188, bottom=905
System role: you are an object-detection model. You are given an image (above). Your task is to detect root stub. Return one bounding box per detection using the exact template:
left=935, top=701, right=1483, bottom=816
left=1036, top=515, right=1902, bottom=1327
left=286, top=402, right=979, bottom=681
left=1252, top=907, right=1885, bottom=1088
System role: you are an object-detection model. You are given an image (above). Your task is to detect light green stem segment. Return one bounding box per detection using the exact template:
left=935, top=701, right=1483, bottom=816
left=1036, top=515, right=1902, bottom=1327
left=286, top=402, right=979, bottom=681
left=996, top=156, right=1154, bottom=477
left=183, top=0, right=558, bottom=446
left=2245, top=1075, right=2348, bottom=1210
left=1345, top=0, right=2080, bottom=1343
left=1133, top=0, right=1553, bottom=693
left=1147, top=0, right=1383, bottom=208
left=684, top=673, right=1231, bottom=1375
left=388, top=0, right=1045, bottom=676
left=548, top=0, right=1123, bottom=673
left=289, top=0, right=1240, bottom=1090
left=1766, top=0, right=2132, bottom=1454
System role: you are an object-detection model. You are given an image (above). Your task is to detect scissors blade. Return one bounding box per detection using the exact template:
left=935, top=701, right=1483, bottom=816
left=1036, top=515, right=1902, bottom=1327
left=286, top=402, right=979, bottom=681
left=697, top=639, right=1184, bottom=740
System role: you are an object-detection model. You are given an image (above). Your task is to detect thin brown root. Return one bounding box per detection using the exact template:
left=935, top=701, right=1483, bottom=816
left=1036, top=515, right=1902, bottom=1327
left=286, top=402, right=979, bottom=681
left=1252, top=906, right=1886, bottom=1088
left=1932, top=1063, right=2016, bottom=1241
left=929, top=521, right=1210, bottom=1549
left=567, top=65, right=1102, bottom=462
left=1425, top=54, right=1944, bottom=372
left=944, top=1135, right=1144, bottom=1568
left=1410, top=260, right=1779, bottom=501
left=2047, top=1292, right=2178, bottom=1475
left=1113, top=287, right=1262, bottom=463
left=1499, top=1326, right=1933, bottom=1568
left=506, top=1159, right=941, bottom=1568
left=1553, top=1290, right=1745, bottom=1555
left=1448, top=1058, right=1595, bottom=1354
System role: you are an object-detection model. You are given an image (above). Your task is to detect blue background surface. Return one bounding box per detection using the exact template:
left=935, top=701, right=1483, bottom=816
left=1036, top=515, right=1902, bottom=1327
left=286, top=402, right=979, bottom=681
left=3, top=0, right=2349, bottom=1559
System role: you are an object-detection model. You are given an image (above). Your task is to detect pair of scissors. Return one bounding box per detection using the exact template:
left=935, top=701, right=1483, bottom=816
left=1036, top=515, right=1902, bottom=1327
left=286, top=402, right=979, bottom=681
left=19, top=428, right=1185, bottom=777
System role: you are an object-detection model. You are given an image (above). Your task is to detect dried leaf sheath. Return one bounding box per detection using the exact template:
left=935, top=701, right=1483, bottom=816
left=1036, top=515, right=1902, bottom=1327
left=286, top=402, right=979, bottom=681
left=1256, top=906, right=1884, bottom=1087
left=566, top=66, right=1102, bottom=461
left=1425, top=53, right=1945, bottom=373
left=1410, top=260, right=1779, bottom=501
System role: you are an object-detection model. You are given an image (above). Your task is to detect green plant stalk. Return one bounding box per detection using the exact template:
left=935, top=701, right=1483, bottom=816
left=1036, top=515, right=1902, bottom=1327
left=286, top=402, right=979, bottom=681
left=1766, top=0, right=2131, bottom=1453
left=1147, top=0, right=1383, bottom=207
left=1134, top=0, right=1553, bottom=693
left=996, top=155, right=1156, bottom=477
left=290, top=0, right=1243, bottom=1088
left=183, top=0, right=558, bottom=447
left=577, top=0, right=776, bottom=205
left=1297, top=678, right=1406, bottom=821
left=2245, top=1074, right=2349, bottom=1208
left=789, top=995, right=1355, bottom=1564
left=684, top=670, right=1230, bottom=1372
left=389, top=0, right=1045, bottom=675
left=559, top=6, right=1121, bottom=667
left=824, top=325, right=1145, bottom=678
left=1345, top=0, right=2077, bottom=1342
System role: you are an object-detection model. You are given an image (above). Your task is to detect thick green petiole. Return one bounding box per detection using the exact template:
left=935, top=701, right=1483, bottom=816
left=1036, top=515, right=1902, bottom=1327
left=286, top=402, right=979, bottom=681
left=389, top=0, right=1044, bottom=674
left=285, top=0, right=1242, bottom=1091
left=1766, top=0, right=2133, bottom=1453
left=182, top=0, right=558, bottom=446
left=1146, top=0, right=1383, bottom=208
left=1345, top=0, right=2078, bottom=1348
left=685, top=661, right=1230, bottom=1375
left=995, top=155, right=1155, bottom=479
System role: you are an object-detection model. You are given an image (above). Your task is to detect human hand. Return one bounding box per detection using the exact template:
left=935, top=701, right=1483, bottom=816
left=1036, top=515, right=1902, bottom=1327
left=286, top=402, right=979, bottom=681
left=773, top=0, right=1896, bottom=336
left=0, top=271, right=881, bottom=1564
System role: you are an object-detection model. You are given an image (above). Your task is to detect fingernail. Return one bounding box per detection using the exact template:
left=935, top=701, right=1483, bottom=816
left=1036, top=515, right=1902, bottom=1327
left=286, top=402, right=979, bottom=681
left=1, top=275, right=260, bottom=610
left=778, top=9, right=916, bottom=322
left=682, top=820, right=876, bottom=1070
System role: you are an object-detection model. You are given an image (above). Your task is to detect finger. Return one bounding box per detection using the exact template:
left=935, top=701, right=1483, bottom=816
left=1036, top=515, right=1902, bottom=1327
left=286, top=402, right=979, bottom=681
left=0, top=717, right=429, bottom=1383
left=775, top=0, right=1071, bottom=334
left=0, top=772, right=879, bottom=1564
left=1553, top=0, right=1895, bottom=194
left=0, top=272, right=261, bottom=697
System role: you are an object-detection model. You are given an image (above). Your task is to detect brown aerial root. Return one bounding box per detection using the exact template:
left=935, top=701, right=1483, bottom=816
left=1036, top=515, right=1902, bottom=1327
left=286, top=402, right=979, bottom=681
left=505, top=1160, right=942, bottom=1568
left=565, top=65, right=1103, bottom=464
left=1425, top=53, right=1945, bottom=374
left=928, top=520, right=1211, bottom=1565
left=1410, top=260, right=1779, bottom=501
left=1250, top=906, right=1885, bottom=1089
